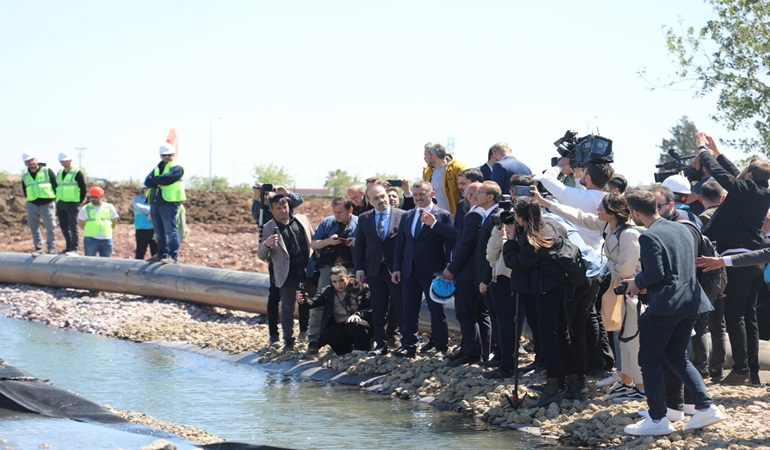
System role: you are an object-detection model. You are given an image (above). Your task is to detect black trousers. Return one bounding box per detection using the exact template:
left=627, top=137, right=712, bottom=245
left=723, top=265, right=763, bottom=373
left=537, top=285, right=578, bottom=381
left=368, top=265, right=402, bottom=348
left=588, top=284, right=616, bottom=371
left=400, top=275, right=448, bottom=351
left=454, top=280, right=490, bottom=357
left=135, top=228, right=158, bottom=259
left=56, top=201, right=80, bottom=252
left=321, top=320, right=372, bottom=355
left=567, top=276, right=601, bottom=377
left=521, top=293, right=543, bottom=365
left=490, top=276, right=517, bottom=371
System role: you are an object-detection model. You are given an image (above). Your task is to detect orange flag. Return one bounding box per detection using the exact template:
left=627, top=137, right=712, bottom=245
left=166, top=128, right=179, bottom=156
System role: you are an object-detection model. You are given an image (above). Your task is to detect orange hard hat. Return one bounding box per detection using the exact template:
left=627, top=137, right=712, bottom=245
left=88, top=186, right=105, bottom=197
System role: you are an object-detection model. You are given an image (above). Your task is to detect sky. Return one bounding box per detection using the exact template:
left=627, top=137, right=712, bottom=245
left=0, top=0, right=740, bottom=189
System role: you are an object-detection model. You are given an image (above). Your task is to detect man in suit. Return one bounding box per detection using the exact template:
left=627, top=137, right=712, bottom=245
left=490, top=142, right=532, bottom=195
left=257, top=195, right=315, bottom=352
left=474, top=181, right=502, bottom=363
left=355, top=183, right=406, bottom=355
left=391, top=181, right=454, bottom=357
left=454, top=168, right=485, bottom=229
left=479, top=148, right=495, bottom=181
left=623, top=189, right=725, bottom=436
left=442, top=182, right=486, bottom=366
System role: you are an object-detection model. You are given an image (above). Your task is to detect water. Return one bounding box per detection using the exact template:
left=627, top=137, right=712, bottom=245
left=0, top=317, right=539, bottom=448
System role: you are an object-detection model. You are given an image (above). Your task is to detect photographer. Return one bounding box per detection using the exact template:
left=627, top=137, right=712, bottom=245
left=503, top=198, right=582, bottom=408
left=252, top=182, right=305, bottom=348
left=622, top=189, right=724, bottom=436
left=297, top=266, right=373, bottom=355
left=696, top=132, right=770, bottom=386
left=534, top=188, right=645, bottom=401
left=306, top=197, right=358, bottom=354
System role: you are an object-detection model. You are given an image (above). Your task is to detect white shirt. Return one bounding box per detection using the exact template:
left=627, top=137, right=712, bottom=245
left=412, top=202, right=434, bottom=236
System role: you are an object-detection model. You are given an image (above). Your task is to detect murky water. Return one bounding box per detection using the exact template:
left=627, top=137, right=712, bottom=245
left=0, top=317, right=540, bottom=448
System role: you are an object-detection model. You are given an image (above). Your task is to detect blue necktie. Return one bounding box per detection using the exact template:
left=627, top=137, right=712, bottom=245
left=414, top=215, right=423, bottom=239
left=377, top=212, right=387, bottom=240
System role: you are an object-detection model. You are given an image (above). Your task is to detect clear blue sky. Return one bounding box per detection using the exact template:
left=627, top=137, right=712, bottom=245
left=0, top=0, right=737, bottom=188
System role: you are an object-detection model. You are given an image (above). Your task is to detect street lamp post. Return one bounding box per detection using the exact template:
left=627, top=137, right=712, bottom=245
left=208, top=121, right=213, bottom=191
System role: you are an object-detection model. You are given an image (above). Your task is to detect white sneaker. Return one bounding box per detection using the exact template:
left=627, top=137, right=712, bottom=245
left=596, top=372, right=621, bottom=388
left=682, top=403, right=696, bottom=415
left=624, top=416, right=675, bottom=436
left=638, top=408, right=685, bottom=422
left=683, top=404, right=727, bottom=431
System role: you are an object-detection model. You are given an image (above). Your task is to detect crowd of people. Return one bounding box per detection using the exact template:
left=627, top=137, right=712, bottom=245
left=20, top=134, right=770, bottom=437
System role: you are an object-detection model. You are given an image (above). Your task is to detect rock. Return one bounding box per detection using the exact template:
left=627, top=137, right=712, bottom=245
left=141, top=439, right=177, bottom=450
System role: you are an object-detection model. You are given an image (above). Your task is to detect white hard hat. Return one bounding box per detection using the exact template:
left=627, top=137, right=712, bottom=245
left=662, top=174, right=692, bottom=195
left=159, top=143, right=175, bottom=155
left=22, top=152, right=36, bottom=162
left=58, top=152, right=73, bottom=161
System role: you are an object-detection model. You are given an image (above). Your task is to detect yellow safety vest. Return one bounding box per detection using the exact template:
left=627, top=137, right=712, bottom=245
left=56, top=168, right=81, bottom=202
left=22, top=169, right=56, bottom=201
left=153, top=161, right=186, bottom=202
left=83, top=203, right=114, bottom=239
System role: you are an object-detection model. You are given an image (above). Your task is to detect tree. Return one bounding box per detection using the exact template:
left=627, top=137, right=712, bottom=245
left=324, top=169, right=360, bottom=197
left=187, top=175, right=229, bottom=190
left=0, top=171, right=8, bottom=181
left=664, top=0, right=770, bottom=154
left=657, top=116, right=699, bottom=165
left=253, top=163, right=294, bottom=188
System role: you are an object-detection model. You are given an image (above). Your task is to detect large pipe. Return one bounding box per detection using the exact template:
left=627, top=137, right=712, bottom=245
left=0, top=253, right=458, bottom=333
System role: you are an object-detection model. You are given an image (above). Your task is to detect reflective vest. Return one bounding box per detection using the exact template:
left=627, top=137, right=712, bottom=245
left=55, top=168, right=81, bottom=202
left=22, top=169, right=56, bottom=201
left=153, top=161, right=186, bottom=202
left=83, top=203, right=115, bottom=239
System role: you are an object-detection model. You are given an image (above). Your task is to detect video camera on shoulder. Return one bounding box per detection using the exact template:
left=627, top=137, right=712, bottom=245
left=553, top=129, right=614, bottom=168
left=653, top=149, right=698, bottom=183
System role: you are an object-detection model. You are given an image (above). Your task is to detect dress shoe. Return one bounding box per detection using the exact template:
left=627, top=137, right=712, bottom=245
left=481, top=359, right=501, bottom=368
left=720, top=370, right=750, bottom=386
left=482, top=367, right=515, bottom=380
left=750, top=371, right=762, bottom=386
left=447, top=355, right=480, bottom=367
left=444, top=351, right=465, bottom=361
left=624, top=417, right=675, bottom=436
left=368, top=344, right=389, bottom=356
left=393, top=347, right=416, bottom=358
left=683, top=405, right=727, bottom=431
left=518, top=361, right=540, bottom=374
left=306, top=341, right=320, bottom=354
left=418, top=342, right=436, bottom=354
left=387, top=336, right=399, bottom=348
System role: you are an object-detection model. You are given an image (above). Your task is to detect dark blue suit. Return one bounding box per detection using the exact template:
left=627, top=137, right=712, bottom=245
left=394, top=206, right=453, bottom=351
left=447, top=208, right=484, bottom=357
left=354, top=207, right=405, bottom=347
left=492, top=155, right=532, bottom=195
left=479, top=163, right=493, bottom=181
left=634, top=218, right=715, bottom=421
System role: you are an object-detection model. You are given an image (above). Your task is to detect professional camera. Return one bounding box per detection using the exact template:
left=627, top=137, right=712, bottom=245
left=553, top=129, right=614, bottom=168
left=491, top=210, right=517, bottom=228
left=653, top=149, right=697, bottom=183
left=495, top=194, right=513, bottom=211
left=613, top=281, right=628, bottom=296
left=298, top=282, right=308, bottom=298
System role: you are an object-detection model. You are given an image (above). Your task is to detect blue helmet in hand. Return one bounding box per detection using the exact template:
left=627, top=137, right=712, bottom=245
left=430, top=275, right=455, bottom=304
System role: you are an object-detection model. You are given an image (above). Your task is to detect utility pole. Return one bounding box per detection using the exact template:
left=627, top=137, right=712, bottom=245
left=74, top=147, right=86, bottom=169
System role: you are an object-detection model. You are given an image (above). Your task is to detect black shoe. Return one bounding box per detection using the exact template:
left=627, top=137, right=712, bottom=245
left=307, top=341, right=320, bottom=355
left=750, top=371, right=762, bottom=386
left=518, top=361, right=539, bottom=374
left=393, top=347, right=416, bottom=358
left=418, top=342, right=436, bottom=354
left=528, top=385, right=563, bottom=409
left=481, top=359, right=501, bottom=368
left=145, top=255, right=161, bottom=263
left=368, top=344, right=389, bottom=356
left=447, top=355, right=480, bottom=367
left=482, top=367, right=515, bottom=380
left=445, top=351, right=465, bottom=361
left=563, top=379, right=584, bottom=401
left=387, top=336, right=399, bottom=349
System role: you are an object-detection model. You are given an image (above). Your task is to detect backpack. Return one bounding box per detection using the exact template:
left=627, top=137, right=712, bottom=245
left=547, top=234, right=588, bottom=287
left=678, top=220, right=727, bottom=302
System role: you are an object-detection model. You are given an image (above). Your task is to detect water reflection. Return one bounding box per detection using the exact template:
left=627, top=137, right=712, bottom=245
left=0, top=317, right=540, bottom=448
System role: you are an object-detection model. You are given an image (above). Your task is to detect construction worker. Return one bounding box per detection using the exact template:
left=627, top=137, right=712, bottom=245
left=55, top=152, right=87, bottom=255
left=77, top=186, right=119, bottom=257
left=144, top=143, right=186, bottom=264
left=21, top=152, right=58, bottom=255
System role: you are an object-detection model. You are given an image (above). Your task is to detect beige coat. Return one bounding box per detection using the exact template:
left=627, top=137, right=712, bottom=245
left=257, top=214, right=314, bottom=288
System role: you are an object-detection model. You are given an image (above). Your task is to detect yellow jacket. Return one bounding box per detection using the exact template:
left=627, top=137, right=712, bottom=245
left=422, top=153, right=466, bottom=215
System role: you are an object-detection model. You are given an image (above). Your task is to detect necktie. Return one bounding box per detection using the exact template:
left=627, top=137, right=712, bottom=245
left=377, top=212, right=387, bottom=240
left=414, top=215, right=423, bottom=239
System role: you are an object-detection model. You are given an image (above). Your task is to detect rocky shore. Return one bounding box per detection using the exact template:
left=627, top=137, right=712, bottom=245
left=2, top=283, right=770, bottom=449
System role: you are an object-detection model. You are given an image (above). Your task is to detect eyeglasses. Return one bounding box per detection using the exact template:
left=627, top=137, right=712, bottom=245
left=657, top=202, right=669, bottom=209
left=161, top=154, right=173, bottom=157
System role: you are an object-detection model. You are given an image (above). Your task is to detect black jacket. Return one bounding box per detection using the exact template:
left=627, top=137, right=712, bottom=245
left=699, top=152, right=770, bottom=252
left=306, top=283, right=372, bottom=334
left=503, top=217, right=564, bottom=295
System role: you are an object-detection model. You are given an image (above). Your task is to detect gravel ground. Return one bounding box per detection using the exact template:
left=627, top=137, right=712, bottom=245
left=2, top=283, right=770, bottom=449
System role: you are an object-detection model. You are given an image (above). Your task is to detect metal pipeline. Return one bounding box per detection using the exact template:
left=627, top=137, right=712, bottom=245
left=0, top=253, right=458, bottom=333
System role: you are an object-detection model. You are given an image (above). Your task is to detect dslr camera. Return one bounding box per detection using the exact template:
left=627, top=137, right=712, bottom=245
left=653, top=149, right=698, bottom=183
left=613, top=281, right=628, bottom=296
left=495, top=193, right=513, bottom=211
left=553, top=129, right=614, bottom=168
left=491, top=210, right=517, bottom=228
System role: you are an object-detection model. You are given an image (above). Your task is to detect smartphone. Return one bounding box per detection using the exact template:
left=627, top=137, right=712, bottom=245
left=513, top=185, right=534, bottom=197
left=386, top=179, right=403, bottom=187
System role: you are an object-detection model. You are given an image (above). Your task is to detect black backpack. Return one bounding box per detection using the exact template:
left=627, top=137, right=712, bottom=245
left=542, top=218, right=588, bottom=287
left=679, top=220, right=728, bottom=302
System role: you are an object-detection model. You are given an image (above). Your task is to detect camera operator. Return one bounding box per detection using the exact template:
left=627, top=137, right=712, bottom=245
left=536, top=158, right=614, bottom=251
left=622, top=189, right=724, bottom=436
left=534, top=187, right=645, bottom=401
left=696, top=132, right=770, bottom=386
left=252, top=182, right=305, bottom=348
left=306, top=197, right=358, bottom=354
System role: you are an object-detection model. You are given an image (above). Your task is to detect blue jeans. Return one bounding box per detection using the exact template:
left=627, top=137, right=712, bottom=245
left=638, top=312, right=713, bottom=420
left=151, top=203, right=180, bottom=260
left=83, top=237, right=113, bottom=257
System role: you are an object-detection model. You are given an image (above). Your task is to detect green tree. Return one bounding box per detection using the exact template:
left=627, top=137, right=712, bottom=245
left=664, top=0, right=770, bottom=154
left=253, top=163, right=294, bottom=188
left=658, top=116, right=699, bottom=165
left=187, top=175, right=229, bottom=190
left=0, top=171, right=8, bottom=181
left=324, top=169, right=360, bottom=197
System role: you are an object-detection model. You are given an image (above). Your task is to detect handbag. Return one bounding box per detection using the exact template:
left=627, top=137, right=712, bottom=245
left=601, top=275, right=624, bottom=332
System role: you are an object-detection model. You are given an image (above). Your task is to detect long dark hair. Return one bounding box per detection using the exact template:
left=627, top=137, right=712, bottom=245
left=602, top=192, right=630, bottom=225
left=513, top=198, right=555, bottom=251
left=329, top=265, right=366, bottom=305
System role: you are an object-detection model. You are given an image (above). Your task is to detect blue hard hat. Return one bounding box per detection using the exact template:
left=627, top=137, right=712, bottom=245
left=429, top=276, right=455, bottom=304
left=764, top=263, right=770, bottom=284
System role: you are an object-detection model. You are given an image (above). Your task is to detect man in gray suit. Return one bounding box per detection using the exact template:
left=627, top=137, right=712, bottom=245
left=622, top=189, right=726, bottom=436
left=257, top=195, right=315, bottom=352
